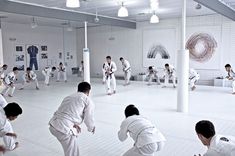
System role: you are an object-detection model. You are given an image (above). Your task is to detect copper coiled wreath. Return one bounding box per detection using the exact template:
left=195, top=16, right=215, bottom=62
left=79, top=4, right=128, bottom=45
left=186, top=33, right=217, bottom=63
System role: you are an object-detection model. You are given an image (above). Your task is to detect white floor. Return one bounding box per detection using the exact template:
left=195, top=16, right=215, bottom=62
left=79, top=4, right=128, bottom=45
left=1, top=78, right=235, bottom=156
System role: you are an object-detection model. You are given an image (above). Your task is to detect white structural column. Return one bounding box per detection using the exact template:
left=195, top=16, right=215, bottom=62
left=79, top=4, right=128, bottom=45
left=83, top=21, right=90, bottom=83
left=0, top=20, right=4, bottom=65
left=177, top=0, right=189, bottom=113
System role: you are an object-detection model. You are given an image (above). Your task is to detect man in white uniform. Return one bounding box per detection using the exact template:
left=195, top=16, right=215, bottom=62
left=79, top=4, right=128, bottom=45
left=162, top=64, right=176, bottom=88
left=189, top=68, right=200, bottom=91
left=103, top=56, right=117, bottom=95
left=0, top=65, right=8, bottom=86
left=120, top=57, right=131, bottom=86
left=49, top=82, right=95, bottom=156
left=20, top=67, right=39, bottom=90
left=118, top=105, right=166, bottom=156
left=194, top=120, right=235, bottom=156
left=0, top=103, right=22, bottom=152
left=225, top=64, right=235, bottom=94
left=42, top=66, right=56, bottom=86
left=57, top=62, right=67, bottom=82
left=146, top=66, right=161, bottom=85
left=1, top=67, right=18, bottom=97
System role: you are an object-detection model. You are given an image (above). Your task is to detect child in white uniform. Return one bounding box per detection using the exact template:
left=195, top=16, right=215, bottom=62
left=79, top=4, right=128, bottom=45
left=225, top=64, right=235, bottom=94
left=146, top=66, right=161, bottom=85
left=120, top=57, right=131, bottom=86
left=20, top=67, right=39, bottom=90
left=57, top=62, right=67, bottom=82
left=42, top=66, right=56, bottom=86
left=189, top=68, right=200, bottom=91
left=162, top=64, right=176, bottom=88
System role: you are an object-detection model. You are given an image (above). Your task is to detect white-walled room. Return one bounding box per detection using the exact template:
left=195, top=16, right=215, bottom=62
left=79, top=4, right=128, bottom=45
left=0, top=0, right=235, bottom=156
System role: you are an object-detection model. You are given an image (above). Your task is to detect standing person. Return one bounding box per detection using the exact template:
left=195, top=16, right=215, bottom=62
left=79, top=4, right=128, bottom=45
left=162, top=64, right=176, bottom=88
left=1, top=67, right=18, bottom=97
left=146, top=66, right=160, bottom=86
left=27, top=45, right=38, bottom=70
left=194, top=120, right=235, bottom=156
left=42, top=66, right=56, bottom=86
left=0, top=102, right=23, bottom=151
left=57, top=62, right=67, bottom=82
left=225, top=64, right=235, bottom=94
left=0, top=65, right=8, bottom=86
left=79, top=61, right=84, bottom=78
left=103, top=56, right=117, bottom=95
left=49, top=82, right=95, bottom=156
left=20, top=67, right=39, bottom=90
left=118, top=105, right=166, bottom=156
left=189, top=68, right=200, bottom=91
left=120, top=57, right=131, bottom=86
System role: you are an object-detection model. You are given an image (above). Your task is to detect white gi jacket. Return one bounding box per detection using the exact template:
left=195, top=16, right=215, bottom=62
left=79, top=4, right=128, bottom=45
left=49, top=92, right=95, bottom=136
left=0, top=95, right=7, bottom=108
left=58, top=65, right=66, bottom=72
left=118, top=115, right=166, bottom=148
left=122, top=60, right=131, bottom=72
left=22, top=71, right=37, bottom=81
left=3, top=72, right=16, bottom=85
left=103, top=61, right=117, bottom=79
left=189, top=68, right=200, bottom=80
left=0, top=67, right=6, bottom=79
left=164, top=65, right=176, bottom=77
left=0, top=108, right=16, bottom=150
left=227, top=69, right=235, bottom=79
left=43, top=67, right=52, bottom=76
left=204, top=135, right=235, bottom=156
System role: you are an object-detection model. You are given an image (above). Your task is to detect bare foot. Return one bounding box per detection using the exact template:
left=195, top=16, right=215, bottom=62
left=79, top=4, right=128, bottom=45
left=191, top=86, right=196, bottom=91
left=19, top=88, right=24, bottom=90
left=36, top=87, right=39, bottom=90
left=8, top=94, right=13, bottom=97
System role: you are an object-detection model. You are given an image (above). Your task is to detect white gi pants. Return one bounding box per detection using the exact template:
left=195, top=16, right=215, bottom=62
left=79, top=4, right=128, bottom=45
left=105, top=74, right=116, bottom=94
left=57, top=71, right=67, bottom=81
left=190, top=75, right=200, bottom=88
left=232, top=80, right=235, bottom=93
left=21, top=79, right=39, bottom=89
left=49, top=126, right=79, bottom=156
left=42, top=71, right=50, bottom=85
left=147, top=74, right=160, bottom=85
left=1, top=84, right=15, bottom=96
left=123, top=143, right=160, bottom=156
left=164, top=74, right=176, bottom=87
left=124, top=70, right=131, bottom=84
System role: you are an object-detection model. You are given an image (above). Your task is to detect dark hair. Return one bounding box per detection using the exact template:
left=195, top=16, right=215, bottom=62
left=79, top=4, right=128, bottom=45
left=148, top=66, right=153, bottom=70
left=195, top=120, right=215, bottom=139
left=81, top=61, right=84, bottom=63
left=4, top=102, right=23, bottom=117
left=106, top=56, right=111, bottom=59
left=13, top=67, right=18, bottom=71
left=225, top=64, right=231, bottom=68
left=125, top=105, right=139, bottom=118
left=2, top=64, right=7, bottom=68
left=59, top=62, right=63, bottom=65
left=52, top=67, right=56, bottom=70
left=120, top=57, right=124, bottom=61
left=165, top=64, right=169, bottom=67
left=78, top=82, right=91, bottom=93
left=26, top=67, right=31, bottom=71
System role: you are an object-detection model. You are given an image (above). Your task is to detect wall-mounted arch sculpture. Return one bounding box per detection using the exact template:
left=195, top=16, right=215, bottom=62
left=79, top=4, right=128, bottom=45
left=147, top=44, right=170, bottom=59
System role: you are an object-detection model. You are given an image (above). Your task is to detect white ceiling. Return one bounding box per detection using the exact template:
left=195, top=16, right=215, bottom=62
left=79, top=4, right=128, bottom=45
left=0, top=0, right=218, bottom=28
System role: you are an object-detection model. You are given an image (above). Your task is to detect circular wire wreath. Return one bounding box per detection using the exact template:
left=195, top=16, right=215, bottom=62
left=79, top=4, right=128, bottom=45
left=186, top=33, right=217, bottom=63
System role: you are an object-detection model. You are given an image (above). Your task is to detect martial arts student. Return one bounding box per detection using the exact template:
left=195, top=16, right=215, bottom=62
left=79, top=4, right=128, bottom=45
left=79, top=61, right=84, bottom=78
left=103, top=56, right=117, bottom=95
left=57, top=62, right=67, bottom=82
left=189, top=68, right=200, bottom=91
left=146, top=66, right=161, bottom=85
left=225, top=64, right=235, bottom=94
left=42, top=66, right=56, bottom=86
left=0, top=103, right=23, bottom=151
left=0, top=94, right=7, bottom=108
left=162, top=64, right=176, bottom=88
left=49, top=82, right=95, bottom=156
left=194, top=120, right=235, bottom=156
left=20, top=67, right=39, bottom=90
left=1, top=67, right=18, bottom=97
left=120, top=57, right=131, bottom=86
left=118, top=105, right=166, bottom=156
left=0, top=64, right=8, bottom=86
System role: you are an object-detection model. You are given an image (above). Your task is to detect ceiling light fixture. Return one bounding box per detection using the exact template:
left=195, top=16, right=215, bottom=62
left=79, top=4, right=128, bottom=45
left=94, top=8, right=100, bottom=23
left=118, top=2, right=128, bottom=17
left=31, top=17, right=38, bottom=29
left=150, top=0, right=159, bottom=10
left=150, top=12, right=159, bottom=24
left=66, top=0, right=80, bottom=8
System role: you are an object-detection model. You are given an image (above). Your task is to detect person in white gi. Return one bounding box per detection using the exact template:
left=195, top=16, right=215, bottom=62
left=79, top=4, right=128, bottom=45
left=120, top=57, right=131, bottom=86
left=0, top=65, right=8, bottom=86
left=194, top=120, right=235, bottom=156
left=0, top=103, right=22, bottom=152
left=225, top=64, right=235, bottom=94
left=20, top=67, right=39, bottom=90
left=1, top=67, right=18, bottom=97
left=42, top=66, right=56, bottom=86
left=57, top=62, right=67, bottom=82
left=189, top=68, right=200, bottom=91
left=103, top=56, right=117, bottom=95
left=146, top=66, right=161, bottom=86
left=49, top=82, right=95, bottom=156
left=79, top=61, right=84, bottom=78
left=162, top=64, right=176, bottom=88
left=118, top=105, right=166, bottom=156
left=0, top=94, right=7, bottom=108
